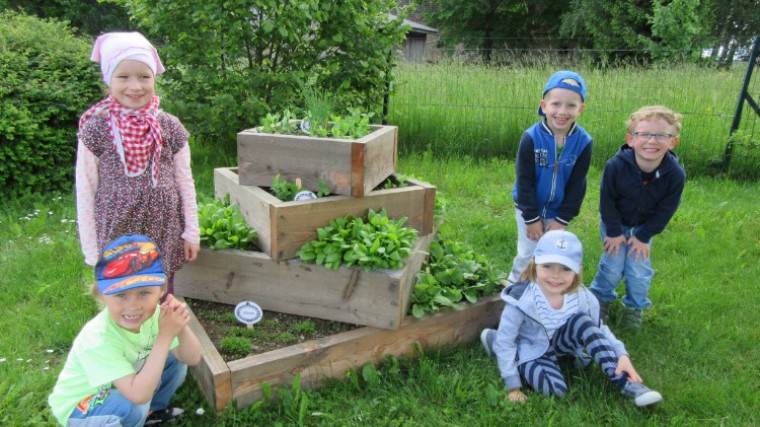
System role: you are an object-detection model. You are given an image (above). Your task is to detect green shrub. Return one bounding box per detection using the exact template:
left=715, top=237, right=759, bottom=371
left=111, top=0, right=410, bottom=150
left=0, top=11, right=103, bottom=198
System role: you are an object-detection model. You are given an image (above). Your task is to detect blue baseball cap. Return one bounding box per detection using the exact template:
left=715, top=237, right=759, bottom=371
left=538, top=70, right=587, bottom=116
left=534, top=230, right=583, bottom=274
left=95, top=235, right=166, bottom=295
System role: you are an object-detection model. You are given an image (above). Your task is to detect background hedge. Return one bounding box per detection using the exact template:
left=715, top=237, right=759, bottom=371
left=0, top=11, right=102, bottom=198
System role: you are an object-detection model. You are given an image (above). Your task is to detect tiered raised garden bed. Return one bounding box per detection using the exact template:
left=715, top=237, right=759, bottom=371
left=179, top=122, right=502, bottom=413
left=180, top=294, right=504, bottom=411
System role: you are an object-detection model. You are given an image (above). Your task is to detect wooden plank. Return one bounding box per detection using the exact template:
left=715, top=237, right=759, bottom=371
left=174, top=231, right=436, bottom=329
left=237, top=125, right=398, bottom=196
left=176, top=296, right=232, bottom=412
left=226, top=295, right=504, bottom=409
left=214, top=167, right=435, bottom=261
left=360, top=125, right=398, bottom=197
left=214, top=167, right=275, bottom=257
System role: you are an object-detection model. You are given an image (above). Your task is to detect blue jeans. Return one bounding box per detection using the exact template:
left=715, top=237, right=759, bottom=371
left=589, top=223, right=654, bottom=310
left=67, top=353, right=187, bottom=427
left=508, top=208, right=552, bottom=283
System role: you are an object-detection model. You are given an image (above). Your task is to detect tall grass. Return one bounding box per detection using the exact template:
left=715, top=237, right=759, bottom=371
left=388, top=62, right=760, bottom=179
left=2, top=152, right=758, bottom=425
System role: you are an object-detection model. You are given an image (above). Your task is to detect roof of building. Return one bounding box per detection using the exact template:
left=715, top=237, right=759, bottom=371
left=388, top=14, right=438, bottom=35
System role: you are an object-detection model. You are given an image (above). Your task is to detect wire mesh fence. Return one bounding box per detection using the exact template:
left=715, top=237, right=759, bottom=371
left=386, top=48, right=760, bottom=180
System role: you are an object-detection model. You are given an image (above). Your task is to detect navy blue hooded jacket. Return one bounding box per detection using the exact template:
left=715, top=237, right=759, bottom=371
left=600, top=144, right=686, bottom=243
left=512, top=120, right=593, bottom=225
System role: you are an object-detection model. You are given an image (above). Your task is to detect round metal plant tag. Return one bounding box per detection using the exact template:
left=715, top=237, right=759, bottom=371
left=294, top=190, right=318, bottom=202
left=234, top=301, right=263, bottom=326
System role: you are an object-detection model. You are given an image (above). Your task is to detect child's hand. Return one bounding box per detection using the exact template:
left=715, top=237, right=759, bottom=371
left=526, top=222, right=544, bottom=241
left=184, top=240, right=201, bottom=262
left=158, top=295, right=190, bottom=338
left=603, top=235, right=627, bottom=257
left=614, top=355, right=643, bottom=383
left=626, top=236, right=650, bottom=262
left=507, top=389, right=527, bottom=403
left=545, top=220, right=566, bottom=232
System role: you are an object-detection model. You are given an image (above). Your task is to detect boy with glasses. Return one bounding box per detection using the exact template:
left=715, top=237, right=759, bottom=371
left=589, top=106, right=686, bottom=329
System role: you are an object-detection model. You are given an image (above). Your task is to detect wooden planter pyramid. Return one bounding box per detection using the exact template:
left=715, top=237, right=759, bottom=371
left=176, top=122, right=499, bottom=412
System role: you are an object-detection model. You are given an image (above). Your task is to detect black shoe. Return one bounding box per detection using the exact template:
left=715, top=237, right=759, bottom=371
left=145, top=407, right=184, bottom=425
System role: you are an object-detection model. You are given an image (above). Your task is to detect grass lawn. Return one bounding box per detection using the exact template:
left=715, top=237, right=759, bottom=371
left=1, top=150, right=758, bottom=426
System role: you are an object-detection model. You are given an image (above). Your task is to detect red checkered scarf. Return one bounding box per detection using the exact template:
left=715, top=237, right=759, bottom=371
left=79, top=95, right=163, bottom=186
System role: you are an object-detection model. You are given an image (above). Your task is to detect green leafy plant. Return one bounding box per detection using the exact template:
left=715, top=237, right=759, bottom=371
left=220, top=336, right=251, bottom=359
left=328, top=108, right=375, bottom=139
left=260, top=109, right=298, bottom=134
left=297, top=209, right=418, bottom=271
left=291, top=320, right=317, bottom=335
left=380, top=174, right=410, bottom=190
left=197, top=195, right=258, bottom=250
left=409, top=224, right=506, bottom=318
left=261, top=109, right=376, bottom=139
left=270, top=175, right=332, bottom=202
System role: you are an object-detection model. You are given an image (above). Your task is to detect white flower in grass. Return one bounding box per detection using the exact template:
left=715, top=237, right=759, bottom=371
left=48, top=211, right=53, bottom=215
left=38, top=235, right=53, bottom=244
left=0, top=358, right=6, bottom=363
left=46, top=349, right=54, bottom=354
left=195, top=408, right=205, bottom=416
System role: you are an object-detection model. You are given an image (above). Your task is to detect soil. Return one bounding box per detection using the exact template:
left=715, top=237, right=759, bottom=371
left=185, top=298, right=362, bottom=362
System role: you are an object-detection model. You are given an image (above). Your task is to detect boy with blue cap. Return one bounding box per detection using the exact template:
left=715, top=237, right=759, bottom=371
left=49, top=235, right=201, bottom=426
left=507, top=70, right=593, bottom=284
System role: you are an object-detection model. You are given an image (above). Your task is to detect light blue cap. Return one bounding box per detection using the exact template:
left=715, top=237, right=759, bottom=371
left=534, top=230, right=583, bottom=274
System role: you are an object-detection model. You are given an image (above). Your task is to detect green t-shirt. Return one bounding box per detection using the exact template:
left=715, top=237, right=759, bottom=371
left=48, top=306, right=179, bottom=425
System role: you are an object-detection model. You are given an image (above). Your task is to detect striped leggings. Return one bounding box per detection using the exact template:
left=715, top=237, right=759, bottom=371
left=518, top=313, right=627, bottom=397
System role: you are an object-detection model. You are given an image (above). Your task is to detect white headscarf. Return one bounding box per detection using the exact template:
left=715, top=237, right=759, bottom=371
left=90, top=32, right=165, bottom=86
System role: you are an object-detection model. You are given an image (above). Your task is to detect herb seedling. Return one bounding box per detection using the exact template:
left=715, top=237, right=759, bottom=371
left=270, top=175, right=332, bottom=202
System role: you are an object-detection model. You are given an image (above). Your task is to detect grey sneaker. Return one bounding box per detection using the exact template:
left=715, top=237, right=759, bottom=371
left=621, top=381, right=662, bottom=407
left=480, top=328, right=496, bottom=357
left=623, top=307, right=644, bottom=329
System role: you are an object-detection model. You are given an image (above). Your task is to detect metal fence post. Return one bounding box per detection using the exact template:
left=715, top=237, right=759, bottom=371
left=724, top=35, right=760, bottom=172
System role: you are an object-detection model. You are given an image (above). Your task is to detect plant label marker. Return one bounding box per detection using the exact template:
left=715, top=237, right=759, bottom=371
left=294, top=190, right=317, bottom=201
left=234, top=300, right=263, bottom=330
left=293, top=177, right=318, bottom=201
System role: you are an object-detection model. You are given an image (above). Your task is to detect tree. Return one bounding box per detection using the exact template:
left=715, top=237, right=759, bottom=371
left=641, top=0, right=713, bottom=62
left=109, top=0, right=409, bottom=148
left=1, top=0, right=132, bottom=36
left=424, top=0, right=566, bottom=63
left=707, top=0, right=760, bottom=66
left=560, top=0, right=652, bottom=59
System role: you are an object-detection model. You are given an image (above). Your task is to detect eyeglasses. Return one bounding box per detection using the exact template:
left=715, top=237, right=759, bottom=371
left=630, top=131, right=675, bottom=144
